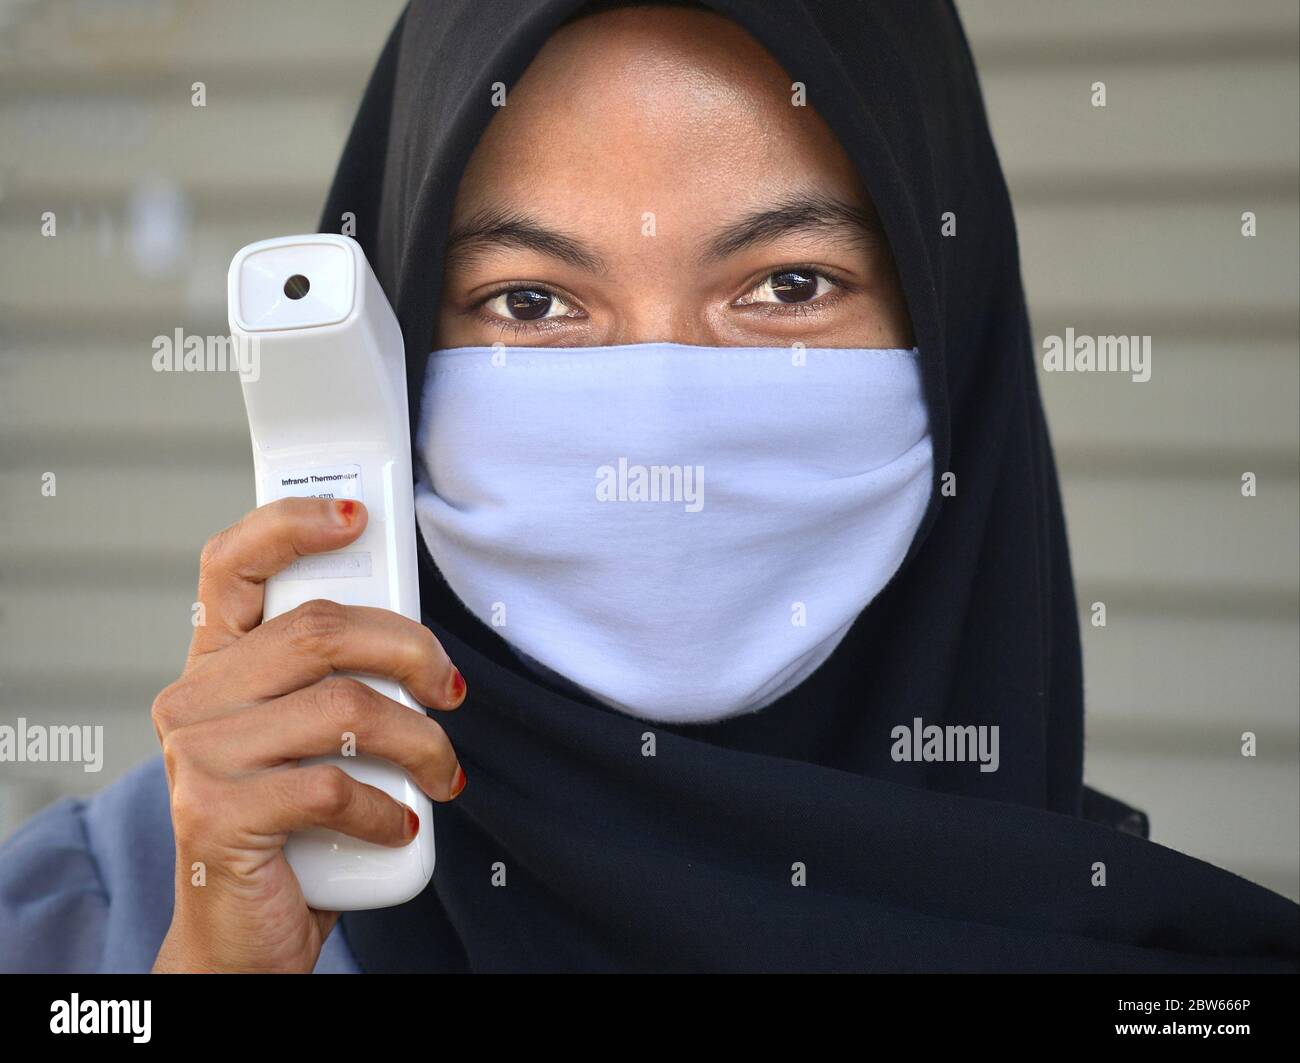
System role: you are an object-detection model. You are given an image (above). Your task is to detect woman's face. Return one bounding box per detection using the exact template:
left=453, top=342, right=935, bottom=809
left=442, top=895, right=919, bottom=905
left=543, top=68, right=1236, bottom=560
left=436, top=5, right=912, bottom=350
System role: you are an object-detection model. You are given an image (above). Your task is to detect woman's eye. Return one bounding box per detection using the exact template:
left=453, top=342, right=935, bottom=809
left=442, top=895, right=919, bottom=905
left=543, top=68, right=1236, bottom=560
left=483, top=288, right=573, bottom=321
left=743, top=269, right=836, bottom=305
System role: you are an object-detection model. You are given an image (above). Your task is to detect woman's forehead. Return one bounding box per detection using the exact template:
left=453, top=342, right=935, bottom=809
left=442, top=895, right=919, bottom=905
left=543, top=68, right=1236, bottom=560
left=450, top=5, right=865, bottom=226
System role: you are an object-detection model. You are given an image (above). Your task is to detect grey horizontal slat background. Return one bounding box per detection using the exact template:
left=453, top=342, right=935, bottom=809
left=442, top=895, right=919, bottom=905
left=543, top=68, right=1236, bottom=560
left=0, top=0, right=1297, bottom=901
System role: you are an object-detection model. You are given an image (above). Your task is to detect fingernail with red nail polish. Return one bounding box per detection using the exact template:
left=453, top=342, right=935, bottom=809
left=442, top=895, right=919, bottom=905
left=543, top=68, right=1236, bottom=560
left=404, top=807, right=420, bottom=839
left=449, top=668, right=466, bottom=701
left=334, top=499, right=357, bottom=525
left=451, top=766, right=467, bottom=799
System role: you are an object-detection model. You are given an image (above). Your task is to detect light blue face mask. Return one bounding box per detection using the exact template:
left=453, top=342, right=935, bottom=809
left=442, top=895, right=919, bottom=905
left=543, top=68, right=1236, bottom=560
left=414, top=342, right=933, bottom=723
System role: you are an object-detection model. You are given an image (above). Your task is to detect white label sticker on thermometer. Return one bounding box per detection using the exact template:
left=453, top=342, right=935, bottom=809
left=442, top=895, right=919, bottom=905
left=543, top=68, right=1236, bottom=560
left=279, top=551, right=373, bottom=581
left=272, top=463, right=363, bottom=502
left=270, top=464, right=369, bottom=581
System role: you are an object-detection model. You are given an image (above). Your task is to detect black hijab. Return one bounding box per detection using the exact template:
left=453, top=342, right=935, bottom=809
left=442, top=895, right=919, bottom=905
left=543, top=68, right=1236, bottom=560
left=322, top=0, right=1299, bottom=971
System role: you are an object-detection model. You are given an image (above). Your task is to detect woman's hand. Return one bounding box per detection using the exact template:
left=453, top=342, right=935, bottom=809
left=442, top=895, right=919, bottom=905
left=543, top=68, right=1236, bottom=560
left=150, top=498, right=466, bottom=973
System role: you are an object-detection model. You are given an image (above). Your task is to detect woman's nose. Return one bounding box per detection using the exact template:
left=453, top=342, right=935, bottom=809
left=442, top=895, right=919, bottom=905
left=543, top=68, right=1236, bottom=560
left=603, top=304, right=722, bottom=347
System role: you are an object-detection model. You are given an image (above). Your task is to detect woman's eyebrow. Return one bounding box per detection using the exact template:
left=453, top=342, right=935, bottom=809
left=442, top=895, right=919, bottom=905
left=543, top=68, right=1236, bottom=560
left=702, top=193, right=885, bottom=261
left=445, top=206, right=607, bottom=272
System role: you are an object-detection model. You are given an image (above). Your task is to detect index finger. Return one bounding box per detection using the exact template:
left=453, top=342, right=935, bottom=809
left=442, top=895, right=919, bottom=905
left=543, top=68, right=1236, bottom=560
left=188, top=497, right=368, bottom=659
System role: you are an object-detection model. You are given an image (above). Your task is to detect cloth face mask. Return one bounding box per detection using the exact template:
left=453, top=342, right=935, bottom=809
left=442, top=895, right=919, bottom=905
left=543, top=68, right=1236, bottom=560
left=414, top=343, right=933, bottom=724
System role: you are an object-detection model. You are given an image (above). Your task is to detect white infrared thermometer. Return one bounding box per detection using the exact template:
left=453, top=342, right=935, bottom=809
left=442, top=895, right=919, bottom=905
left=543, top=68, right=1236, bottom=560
left=228, top=233, right=434, bottom=911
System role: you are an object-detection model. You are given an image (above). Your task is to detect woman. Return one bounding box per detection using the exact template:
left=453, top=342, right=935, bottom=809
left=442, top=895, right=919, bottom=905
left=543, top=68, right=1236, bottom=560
left=2, top=0, right=1297, bottom=973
